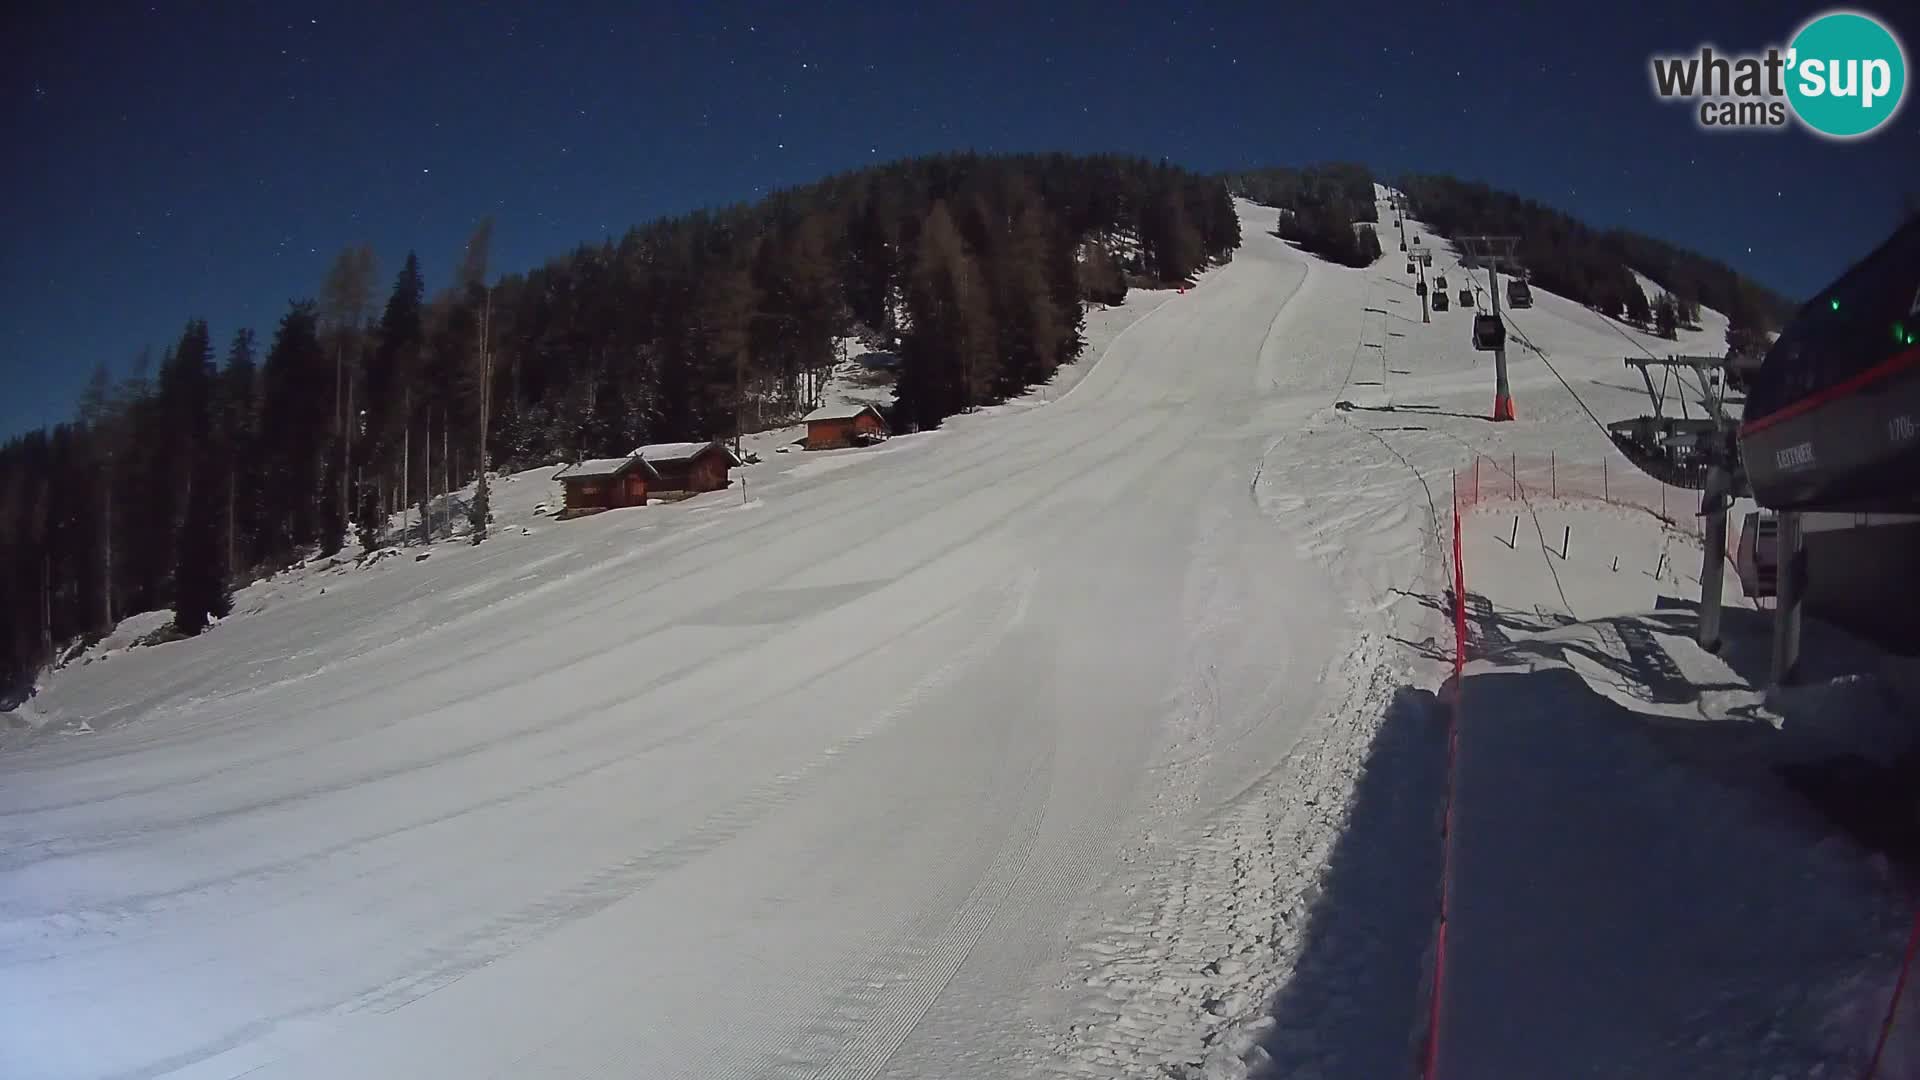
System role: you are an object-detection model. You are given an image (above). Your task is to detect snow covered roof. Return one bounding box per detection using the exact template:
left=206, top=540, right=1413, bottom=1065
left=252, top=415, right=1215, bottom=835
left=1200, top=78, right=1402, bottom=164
left=803, top=403, right=885, bottom=423
left=554, top=456, right=651, bottom=480
left=631, top=441, right=742, bottom=466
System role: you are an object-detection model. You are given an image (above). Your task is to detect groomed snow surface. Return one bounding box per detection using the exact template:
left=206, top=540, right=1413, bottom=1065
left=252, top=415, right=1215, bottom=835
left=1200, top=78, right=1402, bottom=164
left=3, top=195, right=1913, bottom=1079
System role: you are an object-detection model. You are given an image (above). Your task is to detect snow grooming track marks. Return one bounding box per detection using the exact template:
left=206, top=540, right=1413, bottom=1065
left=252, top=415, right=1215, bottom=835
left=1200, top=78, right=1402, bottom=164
left=0, top=396, right=1175, bottom=846
left=14, top=256, right=1180, bottom=772
left=0, top=410, right=1195, bottom=961
left=348, top=570, right=1047, bottom=1027
left=7, top=401, right=1190, bottom=1076
left=0, top=581, right=999, bottom=943
left=6, top=300, right=1154, bottom=772
left=1037, top=196, right=1458, bottom=1080
left=47, top=277, right=1176, bottom=772
left=15, top=399, right=1092, bottom=765
left=774, top=638, right=1054, bottom=1080
left=778, top=393, right=1217, bottom=1079
left=1040, top=636, right=1431, bottom=1079
left=4, top=199, right=1388, bottom=1080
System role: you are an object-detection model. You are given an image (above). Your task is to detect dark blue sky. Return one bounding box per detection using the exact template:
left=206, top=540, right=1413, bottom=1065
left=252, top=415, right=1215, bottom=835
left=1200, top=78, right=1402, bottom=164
left=3, top=0, right=1914, bottom=437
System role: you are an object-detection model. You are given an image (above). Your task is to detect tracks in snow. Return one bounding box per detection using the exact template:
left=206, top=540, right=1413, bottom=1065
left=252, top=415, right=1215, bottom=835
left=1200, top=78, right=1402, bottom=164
left=1038, top=634, right=1413, bottom=1079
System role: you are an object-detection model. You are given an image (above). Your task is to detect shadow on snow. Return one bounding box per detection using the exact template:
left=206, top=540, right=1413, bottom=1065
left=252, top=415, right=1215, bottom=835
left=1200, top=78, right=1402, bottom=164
left=1254, top=683, right=1449, bottom=1078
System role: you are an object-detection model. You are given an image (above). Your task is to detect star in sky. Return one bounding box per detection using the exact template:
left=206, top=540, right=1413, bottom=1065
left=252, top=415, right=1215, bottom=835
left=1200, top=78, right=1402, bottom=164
left=0, top=0, right=1907, bottom=441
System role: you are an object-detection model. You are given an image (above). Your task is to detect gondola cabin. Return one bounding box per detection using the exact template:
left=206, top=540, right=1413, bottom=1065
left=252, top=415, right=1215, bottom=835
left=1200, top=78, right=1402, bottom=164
left=1473, top=314, right=1505, bottom=351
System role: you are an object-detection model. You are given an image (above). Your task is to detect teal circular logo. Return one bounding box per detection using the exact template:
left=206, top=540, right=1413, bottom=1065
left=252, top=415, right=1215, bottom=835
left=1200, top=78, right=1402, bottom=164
left=1786, top=11, right=1907, bottom=138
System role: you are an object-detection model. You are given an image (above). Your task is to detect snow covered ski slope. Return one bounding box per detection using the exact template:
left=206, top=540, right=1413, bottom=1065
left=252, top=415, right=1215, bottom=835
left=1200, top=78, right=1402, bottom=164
left=7, top=194, right=1898, bottom=1079
left=2, top=202, right=1365, bottom=1080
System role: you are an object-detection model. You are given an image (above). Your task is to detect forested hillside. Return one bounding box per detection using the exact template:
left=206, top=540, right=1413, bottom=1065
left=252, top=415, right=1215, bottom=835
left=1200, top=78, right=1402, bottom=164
left=1225, top=164, right=1383, bottom=268
left=0, top=153, right=1236, bottom=694
left=1394, top=174, right=1796, bottom=338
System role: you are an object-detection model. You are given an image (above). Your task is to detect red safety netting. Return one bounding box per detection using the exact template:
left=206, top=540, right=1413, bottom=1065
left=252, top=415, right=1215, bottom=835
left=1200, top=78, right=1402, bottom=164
left=1423, top=481, right=1469, bottom=1079
left=1868, top=908, right=1920, bottom=1079
left=1455, top=452, right=1735, bottom=562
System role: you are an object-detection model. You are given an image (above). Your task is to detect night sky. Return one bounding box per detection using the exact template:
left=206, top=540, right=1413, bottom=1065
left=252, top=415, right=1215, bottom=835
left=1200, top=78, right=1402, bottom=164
left=3, top=0, right=1914, bottom=437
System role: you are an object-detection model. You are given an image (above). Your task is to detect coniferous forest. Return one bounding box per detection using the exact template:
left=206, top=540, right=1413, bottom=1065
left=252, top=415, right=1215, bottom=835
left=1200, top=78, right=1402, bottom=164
left=1225, top=164, right=1384, bottom=268
left=1227, top=165, right=1792, bottom=342
left=0, top=153, right=1237, bottom=694
left=1393, top=174, right=1796, bottom=338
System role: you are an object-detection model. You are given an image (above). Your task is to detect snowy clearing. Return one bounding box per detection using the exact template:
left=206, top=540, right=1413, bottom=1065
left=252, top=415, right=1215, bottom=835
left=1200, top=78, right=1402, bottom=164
left=1, top=196, right=1910, bottom=1080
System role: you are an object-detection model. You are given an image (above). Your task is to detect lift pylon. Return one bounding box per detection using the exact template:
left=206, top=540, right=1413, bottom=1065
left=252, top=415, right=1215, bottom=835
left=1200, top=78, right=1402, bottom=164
left=1458, top=235, right=1521, bottom=420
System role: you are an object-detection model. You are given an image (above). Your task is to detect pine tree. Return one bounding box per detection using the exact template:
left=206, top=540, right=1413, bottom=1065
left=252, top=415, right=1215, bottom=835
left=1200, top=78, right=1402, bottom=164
left=163, top=320, right=227, bottom=634
left=359, top=254, right=425, bottom=549
left=1624, top=285, right=1653, bottom=327
left=897, top=201, right=994, bottom=429
left=1675, top=292, right=1702, bottom=329
left=1354, top=224, right=1383, bottom=265
left=848, top=189, right=903, bottom=336
left=218, top=329, right=262, bottom=568
left=155, top=321, right=217, bottom=594
left=763, top=213, right=841, bottom=412
left=1144, top=190, right=1203, bottom=282
left=76, top=362, right=119, bottom=631
left=1080, top=238, right=1128, bottom=305
left=699, top=263, right=758, bottom=453
left=1045, top=218, right=1087, bottom=371
left=115, top=349, right=170, bottom=614
left=172, top=452, right=230, bottom=635
left=456, top=217, right=494, bottom=294
left=1726, top=315, right=1768, bottom=363
left=320, top=244, right=378, bottom=542
left=1652, top=292, right=1679, bottom=339
left=468, top=289, right=496, bottom=544
left=257, top=304, right=329, bottom=562
left=419, top=299, right=478, bottom=541
left=317, top=452, right=346, bottom=555
left=992, top=203, right=1063, bottom=392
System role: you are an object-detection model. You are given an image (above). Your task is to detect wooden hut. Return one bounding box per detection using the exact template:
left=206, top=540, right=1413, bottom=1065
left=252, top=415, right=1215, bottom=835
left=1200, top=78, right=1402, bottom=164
left=633, top=441, right=740, bottom=494
left=554, top=456, right=654, bottom=517
left=803, top=404, right=890, bottom=450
